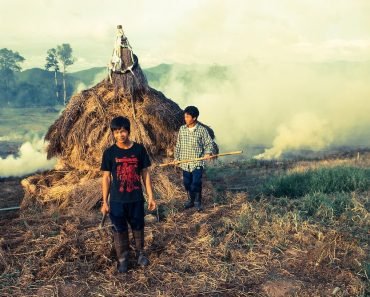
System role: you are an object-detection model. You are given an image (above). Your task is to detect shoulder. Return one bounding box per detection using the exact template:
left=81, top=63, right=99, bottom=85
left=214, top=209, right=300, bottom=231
left=178, top=125, right=187, bottom=134
left=197, top=124, right=208, bottom=133
left=134, top=142, right=147, bottom=153
left=101, top=146, right=114, bottom=162
left=103, top=144, right=115, bottom=155
left=134, top=143, right=151, bottom=165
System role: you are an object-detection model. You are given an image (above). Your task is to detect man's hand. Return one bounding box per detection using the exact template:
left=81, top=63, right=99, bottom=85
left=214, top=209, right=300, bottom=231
left=147, top=198, right=157, bottom=211
left=101, top=201, right=109, bottom=215
left=204, top=153, right=215, bottom=160
left=142, top=168, right=156, bottom=211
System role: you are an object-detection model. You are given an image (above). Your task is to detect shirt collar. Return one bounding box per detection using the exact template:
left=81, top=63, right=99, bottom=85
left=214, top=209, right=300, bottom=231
left=187, top=122, right=199, bottom=130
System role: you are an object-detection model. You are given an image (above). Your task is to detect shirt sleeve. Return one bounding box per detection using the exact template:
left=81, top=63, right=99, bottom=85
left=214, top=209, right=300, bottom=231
left=100, top=149, right=112, bottom=171
left=140, top=145, right=151, bottom=170
left=174, top=129, right=181, bottom=160
left=202, top=127, right=215, bottom=155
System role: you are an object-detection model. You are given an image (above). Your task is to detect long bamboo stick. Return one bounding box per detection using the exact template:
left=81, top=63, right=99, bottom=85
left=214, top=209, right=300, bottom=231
left=159, top=151, right=243, bottom=167
left=0, top=206, right=20, bottom=212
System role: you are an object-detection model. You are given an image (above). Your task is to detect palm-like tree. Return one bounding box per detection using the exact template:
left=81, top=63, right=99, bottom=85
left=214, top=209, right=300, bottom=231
left=45, top=48, right=60, bottom=104
left=56, top=44, right=75, bottom=106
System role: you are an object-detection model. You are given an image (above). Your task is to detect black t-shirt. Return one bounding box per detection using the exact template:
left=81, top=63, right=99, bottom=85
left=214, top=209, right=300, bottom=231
left=100, top=142, right=151, bottom=203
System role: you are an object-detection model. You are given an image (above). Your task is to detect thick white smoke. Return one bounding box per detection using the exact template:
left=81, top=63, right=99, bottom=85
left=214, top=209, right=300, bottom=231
left=254, top=113, right=334, bottom=159
left=0, top=137, right=56, bottom=177
left=152, top=61, right=370, bottom=158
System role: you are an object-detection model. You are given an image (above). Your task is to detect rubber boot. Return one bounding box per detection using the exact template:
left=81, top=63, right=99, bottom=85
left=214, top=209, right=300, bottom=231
left=184, top=191, right=195, bottom=209
left=194, top=192, right=203, bottom=212
left=113, top=231, right=129, bottom=273
left=132, top=229, right=149, bottom=267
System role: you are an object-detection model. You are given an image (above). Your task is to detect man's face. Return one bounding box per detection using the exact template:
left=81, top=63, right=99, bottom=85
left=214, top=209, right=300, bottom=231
left=184, top=113, right=197, bottom=126
left=113, top=127, right=130, bottom=144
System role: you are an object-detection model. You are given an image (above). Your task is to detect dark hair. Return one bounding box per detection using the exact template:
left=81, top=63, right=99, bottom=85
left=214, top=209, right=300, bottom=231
left=184, top=106, right=199, bottom=119
left=110, top=116, right=130, bottom=133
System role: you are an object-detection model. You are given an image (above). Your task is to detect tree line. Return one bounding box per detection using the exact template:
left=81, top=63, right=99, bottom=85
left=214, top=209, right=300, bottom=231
left=0, top=44, right=75, bottom=107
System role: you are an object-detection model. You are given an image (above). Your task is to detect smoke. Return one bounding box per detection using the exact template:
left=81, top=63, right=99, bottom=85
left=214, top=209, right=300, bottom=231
left=0, top=137, right=56, bottom=177
left=0, top=133, right=24, bottom=142
left=254, top=113, right=333, bottom=159
left=75, top=82, right=88, bottom=93
left=152, top=61, right=370, bottom=157
left=143, top=0, right=370, bottom=158
left=75, top=68, right=107, bottom=93
left=92, top=68, right=108, bottom=85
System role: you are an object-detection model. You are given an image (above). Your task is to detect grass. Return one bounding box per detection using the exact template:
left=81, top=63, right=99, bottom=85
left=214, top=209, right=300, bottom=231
left=0, top=107, right=61, bottom=139
left=300, top=192, right=354, bottom=219
left=262, top=165, right=370, bottom=198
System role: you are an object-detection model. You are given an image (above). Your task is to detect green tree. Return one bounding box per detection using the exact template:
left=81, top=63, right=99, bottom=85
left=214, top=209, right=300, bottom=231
left=0, top=48, right=25, bottom=93
left=45, top=48, right=60, bottom=104
left=56, top=43, right=75, bottom=105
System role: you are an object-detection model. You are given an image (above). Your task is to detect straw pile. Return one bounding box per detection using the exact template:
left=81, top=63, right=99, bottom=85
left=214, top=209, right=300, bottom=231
left=20, top=56, right=216, bottom=210
left=22, top=56, right=183, bottom=209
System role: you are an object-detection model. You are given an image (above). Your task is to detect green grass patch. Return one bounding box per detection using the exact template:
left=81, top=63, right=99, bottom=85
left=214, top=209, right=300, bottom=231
left=262, top=166, right=370, bottom=198
left=299, top=192, right=354, bottom=220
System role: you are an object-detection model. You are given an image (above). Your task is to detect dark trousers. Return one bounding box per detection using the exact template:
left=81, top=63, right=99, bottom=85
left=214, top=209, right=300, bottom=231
left=109, top=200, right=145, bottom=233
left=183, top=167, right=203, bottom=193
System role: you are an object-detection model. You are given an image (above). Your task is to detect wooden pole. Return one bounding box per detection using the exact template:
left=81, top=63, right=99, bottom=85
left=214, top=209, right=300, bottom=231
left=159, top=151, right=243, bottom=167
left=0, top=206, right=20, bottom=212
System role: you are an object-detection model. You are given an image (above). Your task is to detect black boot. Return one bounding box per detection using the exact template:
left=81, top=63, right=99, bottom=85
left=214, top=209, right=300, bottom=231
left=194, top=192, right=203, bottom=212
left=184, top=191, right=195, bottom=209
left=113, top=231, right=129, bottom=273
left=132, top=229, right=149, bottom=267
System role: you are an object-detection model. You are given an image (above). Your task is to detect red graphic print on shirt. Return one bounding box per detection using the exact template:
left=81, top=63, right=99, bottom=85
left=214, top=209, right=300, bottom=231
left=115, top=156, right=140, bottom=193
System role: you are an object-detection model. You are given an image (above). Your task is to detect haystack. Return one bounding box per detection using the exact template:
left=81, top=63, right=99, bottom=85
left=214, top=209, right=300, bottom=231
left=21, top=52, right=216, bottom=211
left=22, top=62, right=181, bottom=208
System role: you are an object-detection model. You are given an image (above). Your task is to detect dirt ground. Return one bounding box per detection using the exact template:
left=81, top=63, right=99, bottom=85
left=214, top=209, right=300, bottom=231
left=0, top=178, right=23, bottom=220
left=0, top=152, right=369, bottom=296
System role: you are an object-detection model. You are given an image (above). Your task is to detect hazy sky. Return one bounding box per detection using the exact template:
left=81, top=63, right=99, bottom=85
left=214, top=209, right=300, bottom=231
left=1, top=0, right=370, bottom=71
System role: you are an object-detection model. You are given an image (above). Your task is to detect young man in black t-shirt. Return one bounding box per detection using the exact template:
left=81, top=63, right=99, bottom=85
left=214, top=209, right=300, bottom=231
left=100, top=116, right=156, bottom=273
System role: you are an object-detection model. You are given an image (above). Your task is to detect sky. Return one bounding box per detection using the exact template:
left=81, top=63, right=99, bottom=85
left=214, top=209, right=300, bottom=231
left=1, top=0, right=370, bottom=71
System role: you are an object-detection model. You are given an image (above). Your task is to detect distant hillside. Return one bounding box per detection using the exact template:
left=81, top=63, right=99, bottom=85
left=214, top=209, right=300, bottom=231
left=0, top=63, right=230, bottom=107
left=17, top=68, right=59, bottom=83
left=69, top=67, right=106, bottom=86
left=2, top=60, right=370, bottom=108
left=1, top=68, right=104, bottom=107
left=3, top=69, right=79, bottom=107
left=144, top=63, right=173, bottom=84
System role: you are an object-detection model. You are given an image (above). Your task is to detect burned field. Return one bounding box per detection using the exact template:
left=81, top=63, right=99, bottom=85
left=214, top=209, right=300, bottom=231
left=1, top=151, right=369, bottom=296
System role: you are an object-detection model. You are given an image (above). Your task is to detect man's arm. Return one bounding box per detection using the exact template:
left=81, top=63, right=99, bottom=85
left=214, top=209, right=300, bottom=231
left=141, top=168, right=156, bottom=211
left=101, top=171, right=111, bottom=214
left=202, top=128, right=216, bottom=159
